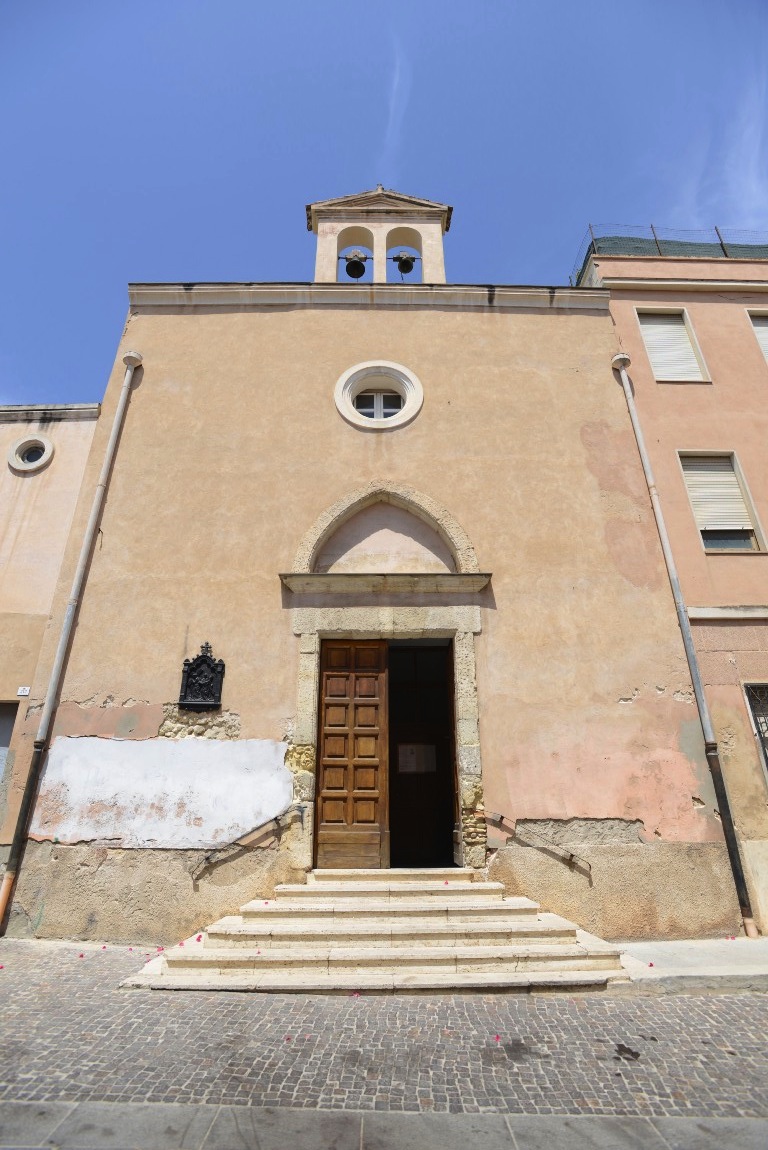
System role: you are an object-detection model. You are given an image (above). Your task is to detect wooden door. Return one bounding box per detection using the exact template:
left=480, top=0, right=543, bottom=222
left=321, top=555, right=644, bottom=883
left=315, top=640, right=389, bottom=869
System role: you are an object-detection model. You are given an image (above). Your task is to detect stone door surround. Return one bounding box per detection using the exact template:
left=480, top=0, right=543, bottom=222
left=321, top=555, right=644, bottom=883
left=286, top=483, right=488, bottom=868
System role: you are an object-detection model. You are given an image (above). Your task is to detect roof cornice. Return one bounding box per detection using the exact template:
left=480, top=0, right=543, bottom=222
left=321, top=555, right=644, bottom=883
left=128, top=282, right=608, bottom=312
left=0, top=403, right=100, bottom=423
left=601, top=277, right=768, bottom=293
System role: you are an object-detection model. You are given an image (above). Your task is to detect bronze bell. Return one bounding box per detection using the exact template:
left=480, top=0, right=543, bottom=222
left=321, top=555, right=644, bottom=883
left=344, top=251, right=368, bottom=279
left=394, top=251, right=416, bottom=275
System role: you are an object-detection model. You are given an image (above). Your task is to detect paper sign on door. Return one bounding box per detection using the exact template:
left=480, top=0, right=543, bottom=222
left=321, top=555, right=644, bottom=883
left=397, top=744, right=437, bottom=773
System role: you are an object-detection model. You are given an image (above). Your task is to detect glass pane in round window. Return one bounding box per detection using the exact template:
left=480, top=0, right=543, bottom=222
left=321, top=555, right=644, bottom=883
left=354, top=392, right=376, bottom=417
left=381, top=393, right=403, bottom=417
left=353, top=390, right=403, bottom=419
left=21, top=444, right=44, bottom=463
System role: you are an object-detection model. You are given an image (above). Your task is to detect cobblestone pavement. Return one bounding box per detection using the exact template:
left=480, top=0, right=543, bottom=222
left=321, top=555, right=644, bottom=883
left=1, top=939, right=767, bottom=1120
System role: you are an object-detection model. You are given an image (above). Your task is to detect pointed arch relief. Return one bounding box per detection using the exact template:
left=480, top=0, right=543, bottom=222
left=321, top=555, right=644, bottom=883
left=315, top=503, right=456, bottom=575
left=292, top=482, right=481, bottom=575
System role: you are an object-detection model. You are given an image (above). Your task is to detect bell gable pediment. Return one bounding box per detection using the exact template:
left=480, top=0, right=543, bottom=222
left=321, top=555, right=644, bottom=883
left=306, top=186, right=452, bottom=232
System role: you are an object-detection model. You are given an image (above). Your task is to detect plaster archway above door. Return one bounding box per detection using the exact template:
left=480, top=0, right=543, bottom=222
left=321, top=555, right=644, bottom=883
left=292, top=481, right=482, bottom=575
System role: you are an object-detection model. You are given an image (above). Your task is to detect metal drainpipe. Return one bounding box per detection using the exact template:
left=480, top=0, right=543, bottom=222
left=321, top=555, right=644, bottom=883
left=611, top=352, right=758, bottom=937
left=0, top=351, right=143, bottom=931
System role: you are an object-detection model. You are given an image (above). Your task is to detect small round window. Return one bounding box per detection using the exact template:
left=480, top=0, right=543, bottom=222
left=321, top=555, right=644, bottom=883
left=334, top=361, right=423, bottom=430
left=8, top=435, right=54, bottom=474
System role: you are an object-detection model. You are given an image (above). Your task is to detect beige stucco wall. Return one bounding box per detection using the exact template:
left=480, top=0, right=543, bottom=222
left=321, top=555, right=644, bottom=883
left=0, top=411, right=97, bottom=842
left=4, top=290, right=740, bottom=941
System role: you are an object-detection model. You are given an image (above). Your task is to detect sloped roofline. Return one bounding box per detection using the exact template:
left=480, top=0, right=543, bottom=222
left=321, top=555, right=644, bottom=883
left=306, top=185, right=452, bottom=233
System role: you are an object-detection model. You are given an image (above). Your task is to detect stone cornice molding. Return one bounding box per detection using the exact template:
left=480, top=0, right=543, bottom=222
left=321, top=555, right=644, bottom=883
left=601, top=277, right=768, bottom=293
left=280, top=573, right=491, bottom=594
left=688, top=606, right=768, bottom=620
left=128, top=282, right=608, bottom=312
left=0, top=403, right=100, bottom=423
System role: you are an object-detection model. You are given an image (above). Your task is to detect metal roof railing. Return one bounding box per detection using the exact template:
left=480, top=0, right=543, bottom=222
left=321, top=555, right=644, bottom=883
left=571, top=224, right=768, bottom=285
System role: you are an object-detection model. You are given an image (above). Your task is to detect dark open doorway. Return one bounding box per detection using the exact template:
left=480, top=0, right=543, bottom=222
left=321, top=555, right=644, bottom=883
left=388, top=640, right=456, bottom=867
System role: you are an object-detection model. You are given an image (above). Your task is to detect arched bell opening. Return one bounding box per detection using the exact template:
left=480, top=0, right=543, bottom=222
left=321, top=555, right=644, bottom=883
left=337, top=226, right=374, bottom=283
left=386, top=226, right=423, bottom=284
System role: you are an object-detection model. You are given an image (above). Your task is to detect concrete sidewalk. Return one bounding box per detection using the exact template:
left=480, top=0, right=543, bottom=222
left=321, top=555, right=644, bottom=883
left=1, top=1101, right=767, bottom=1149
left=616, top=935, right=768, bottom=993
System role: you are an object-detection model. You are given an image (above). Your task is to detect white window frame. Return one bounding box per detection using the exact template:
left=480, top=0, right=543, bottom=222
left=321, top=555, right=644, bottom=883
left=334, top=361, right=424, bottom=430
left=678, top=451, right=765, bottom=553
left=353, top=390, right=404, bottom=420
left=7, top=434, right=55, bottom=474
left=747, top=310, right=768, bottom=367
left=636, top=308, right=710, bottom=383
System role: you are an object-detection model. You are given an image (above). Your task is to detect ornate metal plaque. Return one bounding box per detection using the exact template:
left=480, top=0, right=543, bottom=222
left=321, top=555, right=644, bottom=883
left=179, top=642, right=225, bottom=711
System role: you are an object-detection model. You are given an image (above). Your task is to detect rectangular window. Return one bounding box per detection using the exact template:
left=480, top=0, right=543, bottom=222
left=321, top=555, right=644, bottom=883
left=750, top=314, right=768, bottom=364
left=680, top=455, right=759, bottom=550
left=0, top=703, right=17, bottom=776
left=638, top=312, right=705, bottom=381
left=745, top=684, right=768, bottom=786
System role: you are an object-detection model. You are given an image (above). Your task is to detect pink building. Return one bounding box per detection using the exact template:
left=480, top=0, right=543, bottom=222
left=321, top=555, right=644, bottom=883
left=578, top=228, right=768, bottom=932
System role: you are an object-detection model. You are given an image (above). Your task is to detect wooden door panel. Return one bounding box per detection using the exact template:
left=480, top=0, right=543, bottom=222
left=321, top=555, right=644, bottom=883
left=316, top=639, right=388, bottom=869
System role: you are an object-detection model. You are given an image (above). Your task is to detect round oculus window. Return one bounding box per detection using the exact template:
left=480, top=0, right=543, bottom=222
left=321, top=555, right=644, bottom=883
left=8, top=435, right=54, bottom=474
left=334, top=361, right=423, bottom=430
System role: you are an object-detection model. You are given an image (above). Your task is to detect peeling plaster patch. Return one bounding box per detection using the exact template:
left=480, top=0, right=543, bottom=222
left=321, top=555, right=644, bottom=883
left=692, top=795, right=706, bottom=808
left=515, top=817, right=645, bottom=845
left=52, top=701, right=165, bottom=741
left=618, top=689, right=639, bottom=704
left=159, top=704, right=241, bottom=740
left=29, top=736, right=292, bottom=848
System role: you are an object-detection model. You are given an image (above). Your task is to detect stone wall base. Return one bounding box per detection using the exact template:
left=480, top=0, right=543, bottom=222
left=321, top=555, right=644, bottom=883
left=8, top=835, right=309, bottom=946
left=489, top=840, right=742, bottom=939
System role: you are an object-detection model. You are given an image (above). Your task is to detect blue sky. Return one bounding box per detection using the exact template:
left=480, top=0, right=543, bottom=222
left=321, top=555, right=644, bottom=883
left=1, top=0, right=767, bottom=404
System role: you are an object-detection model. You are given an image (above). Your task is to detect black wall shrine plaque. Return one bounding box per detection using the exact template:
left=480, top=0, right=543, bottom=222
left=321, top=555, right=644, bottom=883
left=179, top=642, right=225, bottom=711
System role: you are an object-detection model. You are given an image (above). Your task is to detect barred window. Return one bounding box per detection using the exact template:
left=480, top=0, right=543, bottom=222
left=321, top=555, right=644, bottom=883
left=745, top=684, right=768, bottom=785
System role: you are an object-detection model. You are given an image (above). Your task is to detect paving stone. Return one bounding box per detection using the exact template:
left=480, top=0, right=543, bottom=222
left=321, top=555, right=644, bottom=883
left=203, top=1106, right=361, bottom=1149
left=506, top=1114, right=667, bottom=1148
left=45, top=1101, right=215, bottom=1149
left=650, top=1117, right=768, bottom=1149
left=362, top=1112, right=514, bottom=1149
left=1, top=939, right=768, bottom=1119
left=0, top=1100, right=75, bottom=1146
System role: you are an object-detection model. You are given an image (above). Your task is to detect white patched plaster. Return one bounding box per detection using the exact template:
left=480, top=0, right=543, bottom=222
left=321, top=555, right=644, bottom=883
left=30, top=736, right=293, bottom=849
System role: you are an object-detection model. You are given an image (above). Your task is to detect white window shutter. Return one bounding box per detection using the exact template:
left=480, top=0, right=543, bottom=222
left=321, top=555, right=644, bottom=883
left=639, top=314, right=703, bottom=380
left=681, top=456, right=753, bottom=530
left=751, top=316, right=768, bottom=363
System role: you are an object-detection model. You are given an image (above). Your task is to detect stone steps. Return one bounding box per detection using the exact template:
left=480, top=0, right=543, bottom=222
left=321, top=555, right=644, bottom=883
left=239, top=898, right=540, bottom=923
left=309, top=867, right=476, bottom=884
left=124, top=869, right=627, bottom=993
left=264, top=880, right=506, bottom=900
left=203, top=912, right=577, bottom=949
left=160, top=942, right=621, bottom=977
left=124, top=968, right=621, bottom=994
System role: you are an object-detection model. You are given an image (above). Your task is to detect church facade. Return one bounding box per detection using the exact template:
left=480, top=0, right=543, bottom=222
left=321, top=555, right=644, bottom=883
left=0, top=190, right=756, bottom=944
